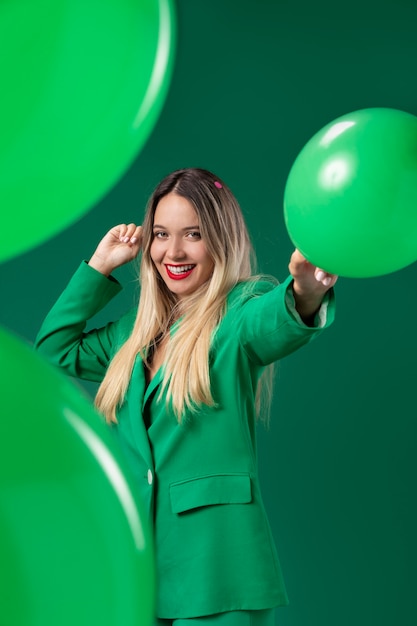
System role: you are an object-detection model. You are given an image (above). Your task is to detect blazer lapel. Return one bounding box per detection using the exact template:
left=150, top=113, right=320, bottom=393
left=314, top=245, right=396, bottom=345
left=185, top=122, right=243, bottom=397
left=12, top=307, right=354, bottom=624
left=142, top=366, right=163, bottom=409
left=125, top=356, right=154, bottom=469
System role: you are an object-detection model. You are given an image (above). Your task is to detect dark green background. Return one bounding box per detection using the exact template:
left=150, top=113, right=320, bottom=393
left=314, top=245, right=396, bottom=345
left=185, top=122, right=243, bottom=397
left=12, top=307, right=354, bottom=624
left=1, top=1, right=416, bottom=624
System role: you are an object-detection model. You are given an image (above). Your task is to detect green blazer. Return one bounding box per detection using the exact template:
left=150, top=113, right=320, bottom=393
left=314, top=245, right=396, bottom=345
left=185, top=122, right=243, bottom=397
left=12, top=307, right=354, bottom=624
left=35, top=262, right=335, bottom=619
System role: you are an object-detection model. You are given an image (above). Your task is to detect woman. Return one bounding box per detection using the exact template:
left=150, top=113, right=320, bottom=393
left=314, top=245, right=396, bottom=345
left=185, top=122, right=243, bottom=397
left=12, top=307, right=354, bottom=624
left=35, top=168, right=337, bottom=626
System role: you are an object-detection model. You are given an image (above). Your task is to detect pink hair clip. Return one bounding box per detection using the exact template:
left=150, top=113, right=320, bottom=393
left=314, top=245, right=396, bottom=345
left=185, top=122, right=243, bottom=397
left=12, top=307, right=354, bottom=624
left=214, top=181, right=223, bottom=189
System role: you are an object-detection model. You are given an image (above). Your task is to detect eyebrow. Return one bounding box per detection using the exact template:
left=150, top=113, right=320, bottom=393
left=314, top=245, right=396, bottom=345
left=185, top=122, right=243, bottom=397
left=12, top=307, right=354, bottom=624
left=153, top=224, right=200, bottom=230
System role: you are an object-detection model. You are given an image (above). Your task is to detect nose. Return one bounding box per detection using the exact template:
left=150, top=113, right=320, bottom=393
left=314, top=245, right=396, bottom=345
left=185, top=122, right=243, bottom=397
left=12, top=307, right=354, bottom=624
left=166, top=236, right=186, bottom=260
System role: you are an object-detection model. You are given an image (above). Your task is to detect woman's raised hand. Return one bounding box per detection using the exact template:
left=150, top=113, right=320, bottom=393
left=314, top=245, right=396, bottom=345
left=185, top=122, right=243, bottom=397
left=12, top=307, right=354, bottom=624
left=88, top=224, right=143, bottom=276
left=289, top=249, right=338, bottom=324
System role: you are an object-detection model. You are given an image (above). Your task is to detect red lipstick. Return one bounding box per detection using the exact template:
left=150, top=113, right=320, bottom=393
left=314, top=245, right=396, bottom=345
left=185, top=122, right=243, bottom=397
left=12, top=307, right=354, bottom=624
left=165, top=265, right=195, bottom=280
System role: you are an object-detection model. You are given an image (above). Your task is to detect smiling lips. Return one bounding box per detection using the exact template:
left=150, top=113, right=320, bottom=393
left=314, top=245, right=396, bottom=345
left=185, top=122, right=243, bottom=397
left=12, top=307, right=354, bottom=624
left=165, top=264, right=196, bottom=280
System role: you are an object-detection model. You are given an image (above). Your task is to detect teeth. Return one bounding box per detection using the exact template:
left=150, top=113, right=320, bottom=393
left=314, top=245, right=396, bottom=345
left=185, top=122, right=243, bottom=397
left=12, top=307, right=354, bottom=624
left=167, top=264, right=194, bottom=275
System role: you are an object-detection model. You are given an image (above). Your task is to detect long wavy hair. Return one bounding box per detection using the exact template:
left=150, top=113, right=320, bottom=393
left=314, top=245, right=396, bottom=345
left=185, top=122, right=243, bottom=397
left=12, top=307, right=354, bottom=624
left=95, top=168, right=274, bottom=424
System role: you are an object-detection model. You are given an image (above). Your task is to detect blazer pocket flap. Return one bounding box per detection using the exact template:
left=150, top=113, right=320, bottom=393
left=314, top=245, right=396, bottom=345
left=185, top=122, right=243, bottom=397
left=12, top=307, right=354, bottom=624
left=170, top=473, right=252, bottom=514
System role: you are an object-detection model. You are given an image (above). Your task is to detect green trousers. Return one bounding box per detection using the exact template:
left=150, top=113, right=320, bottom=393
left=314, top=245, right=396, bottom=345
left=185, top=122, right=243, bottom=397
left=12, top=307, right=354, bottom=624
left=155, top=609, right=275, bottom=626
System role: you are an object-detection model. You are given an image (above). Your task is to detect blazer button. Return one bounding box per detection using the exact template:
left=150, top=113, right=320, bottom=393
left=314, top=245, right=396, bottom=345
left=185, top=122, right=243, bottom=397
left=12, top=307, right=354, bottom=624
left=147, top=469, right=153, bottom=485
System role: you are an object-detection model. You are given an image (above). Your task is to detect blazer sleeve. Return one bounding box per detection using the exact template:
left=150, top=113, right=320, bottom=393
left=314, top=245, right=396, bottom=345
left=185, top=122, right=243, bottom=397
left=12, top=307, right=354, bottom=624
left=34, top=261, right=131, bottom=382
left=237, top=275, right=336, bottom=365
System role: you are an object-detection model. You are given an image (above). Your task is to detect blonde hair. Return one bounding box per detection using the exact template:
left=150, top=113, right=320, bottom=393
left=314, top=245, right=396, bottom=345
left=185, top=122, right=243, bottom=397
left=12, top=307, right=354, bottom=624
left=95, top=168, right=274, bottom=424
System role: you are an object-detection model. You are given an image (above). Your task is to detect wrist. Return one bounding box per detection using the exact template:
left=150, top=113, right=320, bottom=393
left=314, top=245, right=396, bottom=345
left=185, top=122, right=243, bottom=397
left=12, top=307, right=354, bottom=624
left=291, top=282, right=323, bottom=325
left=88, top=254, right=113, bottom=277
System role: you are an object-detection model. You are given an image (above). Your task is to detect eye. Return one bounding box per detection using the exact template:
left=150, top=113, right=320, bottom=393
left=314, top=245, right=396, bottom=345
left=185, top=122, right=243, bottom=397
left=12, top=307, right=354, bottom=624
left=154, top=230, right=168, bottom=239
left=187, top=231, right=201, bottom=240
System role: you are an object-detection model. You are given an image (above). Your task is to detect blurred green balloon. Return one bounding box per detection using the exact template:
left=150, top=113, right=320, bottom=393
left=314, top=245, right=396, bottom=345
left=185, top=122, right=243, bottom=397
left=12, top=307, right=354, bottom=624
left=0, top=326, right=154, bottom=626
left=283, top=108, right=417, bottom=277
left=0, top=0, right=176, bottom=262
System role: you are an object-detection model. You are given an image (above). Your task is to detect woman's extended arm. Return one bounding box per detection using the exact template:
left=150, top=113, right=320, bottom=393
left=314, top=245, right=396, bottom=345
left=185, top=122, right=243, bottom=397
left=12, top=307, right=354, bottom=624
left=289, top=249, right=338, bottom=326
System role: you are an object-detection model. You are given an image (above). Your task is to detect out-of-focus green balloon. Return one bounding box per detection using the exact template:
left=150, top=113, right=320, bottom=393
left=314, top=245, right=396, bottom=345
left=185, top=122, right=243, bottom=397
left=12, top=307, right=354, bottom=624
left=0, top=0, right=176, bottom=262
left=283, top=108, right=417, bottom=277
left=0, top=325, right=155, bottom=626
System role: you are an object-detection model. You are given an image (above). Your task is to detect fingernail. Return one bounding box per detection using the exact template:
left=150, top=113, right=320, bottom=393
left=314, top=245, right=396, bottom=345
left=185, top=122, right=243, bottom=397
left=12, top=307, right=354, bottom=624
left=123, top=236, right=129, bottom=243
left=315, top=270, right=325, bottom=282
left=130, top=237, right=137, bottom=243
left=323, top=277, right=331, bottom=286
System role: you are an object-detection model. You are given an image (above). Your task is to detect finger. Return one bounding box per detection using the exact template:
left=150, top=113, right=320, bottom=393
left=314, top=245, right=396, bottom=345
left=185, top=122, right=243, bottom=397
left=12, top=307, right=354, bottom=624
left=129, top=225, right=143, bottom=245
left=118, top=223, right=128, bottom=242
left=292, top=249, right=316, bottom=270
left=291, top=249, right=305, bottom=265
left=124, top=223, right=140, bottom=244
left=123, top=222, right=138, bottom=240
left=294, top=248, right=306, bottom=262
left=289, top=250, right=312, bottom=277
left=314, top=267, right=338, bottom=287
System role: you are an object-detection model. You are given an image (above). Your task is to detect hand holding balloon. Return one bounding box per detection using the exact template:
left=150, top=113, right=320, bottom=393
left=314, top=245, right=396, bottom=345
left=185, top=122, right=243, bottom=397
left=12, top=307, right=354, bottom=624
left=284, top=107, right=417, bottom=277
left=289, top=249, right=337, bottom=324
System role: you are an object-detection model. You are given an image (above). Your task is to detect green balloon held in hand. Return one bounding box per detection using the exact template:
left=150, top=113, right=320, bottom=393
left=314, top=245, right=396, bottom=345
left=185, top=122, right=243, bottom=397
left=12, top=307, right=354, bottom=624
left=283, top=108, right=417, bottom=277
left=0, top=326, right=155, bottom=626
left=0, top=0, right=176, bottom=262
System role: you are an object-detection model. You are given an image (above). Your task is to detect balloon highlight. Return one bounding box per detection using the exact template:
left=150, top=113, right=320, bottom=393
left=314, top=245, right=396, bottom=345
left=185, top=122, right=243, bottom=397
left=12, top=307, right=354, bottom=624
left=0, top=0, right=176, bottom=262
left=284, top=108, right=417, bottom=277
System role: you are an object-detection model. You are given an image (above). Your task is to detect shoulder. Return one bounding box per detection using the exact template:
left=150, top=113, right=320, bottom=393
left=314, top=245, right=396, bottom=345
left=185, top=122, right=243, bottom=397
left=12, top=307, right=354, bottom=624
left=226, top=277, right=279, bottom=308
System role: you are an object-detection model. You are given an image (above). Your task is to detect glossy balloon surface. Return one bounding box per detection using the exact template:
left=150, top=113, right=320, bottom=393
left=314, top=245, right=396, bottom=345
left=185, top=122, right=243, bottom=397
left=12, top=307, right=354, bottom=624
left=0, top=326, right=154, bottom=626
left=284, top=108, right=417, bottom=277
left=0, top=0, right=176, bottom=262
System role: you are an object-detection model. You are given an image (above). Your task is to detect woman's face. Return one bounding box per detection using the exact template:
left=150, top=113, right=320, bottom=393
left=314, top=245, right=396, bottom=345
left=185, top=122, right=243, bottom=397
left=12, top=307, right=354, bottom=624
left=150, top=192, right=214, bottom=299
